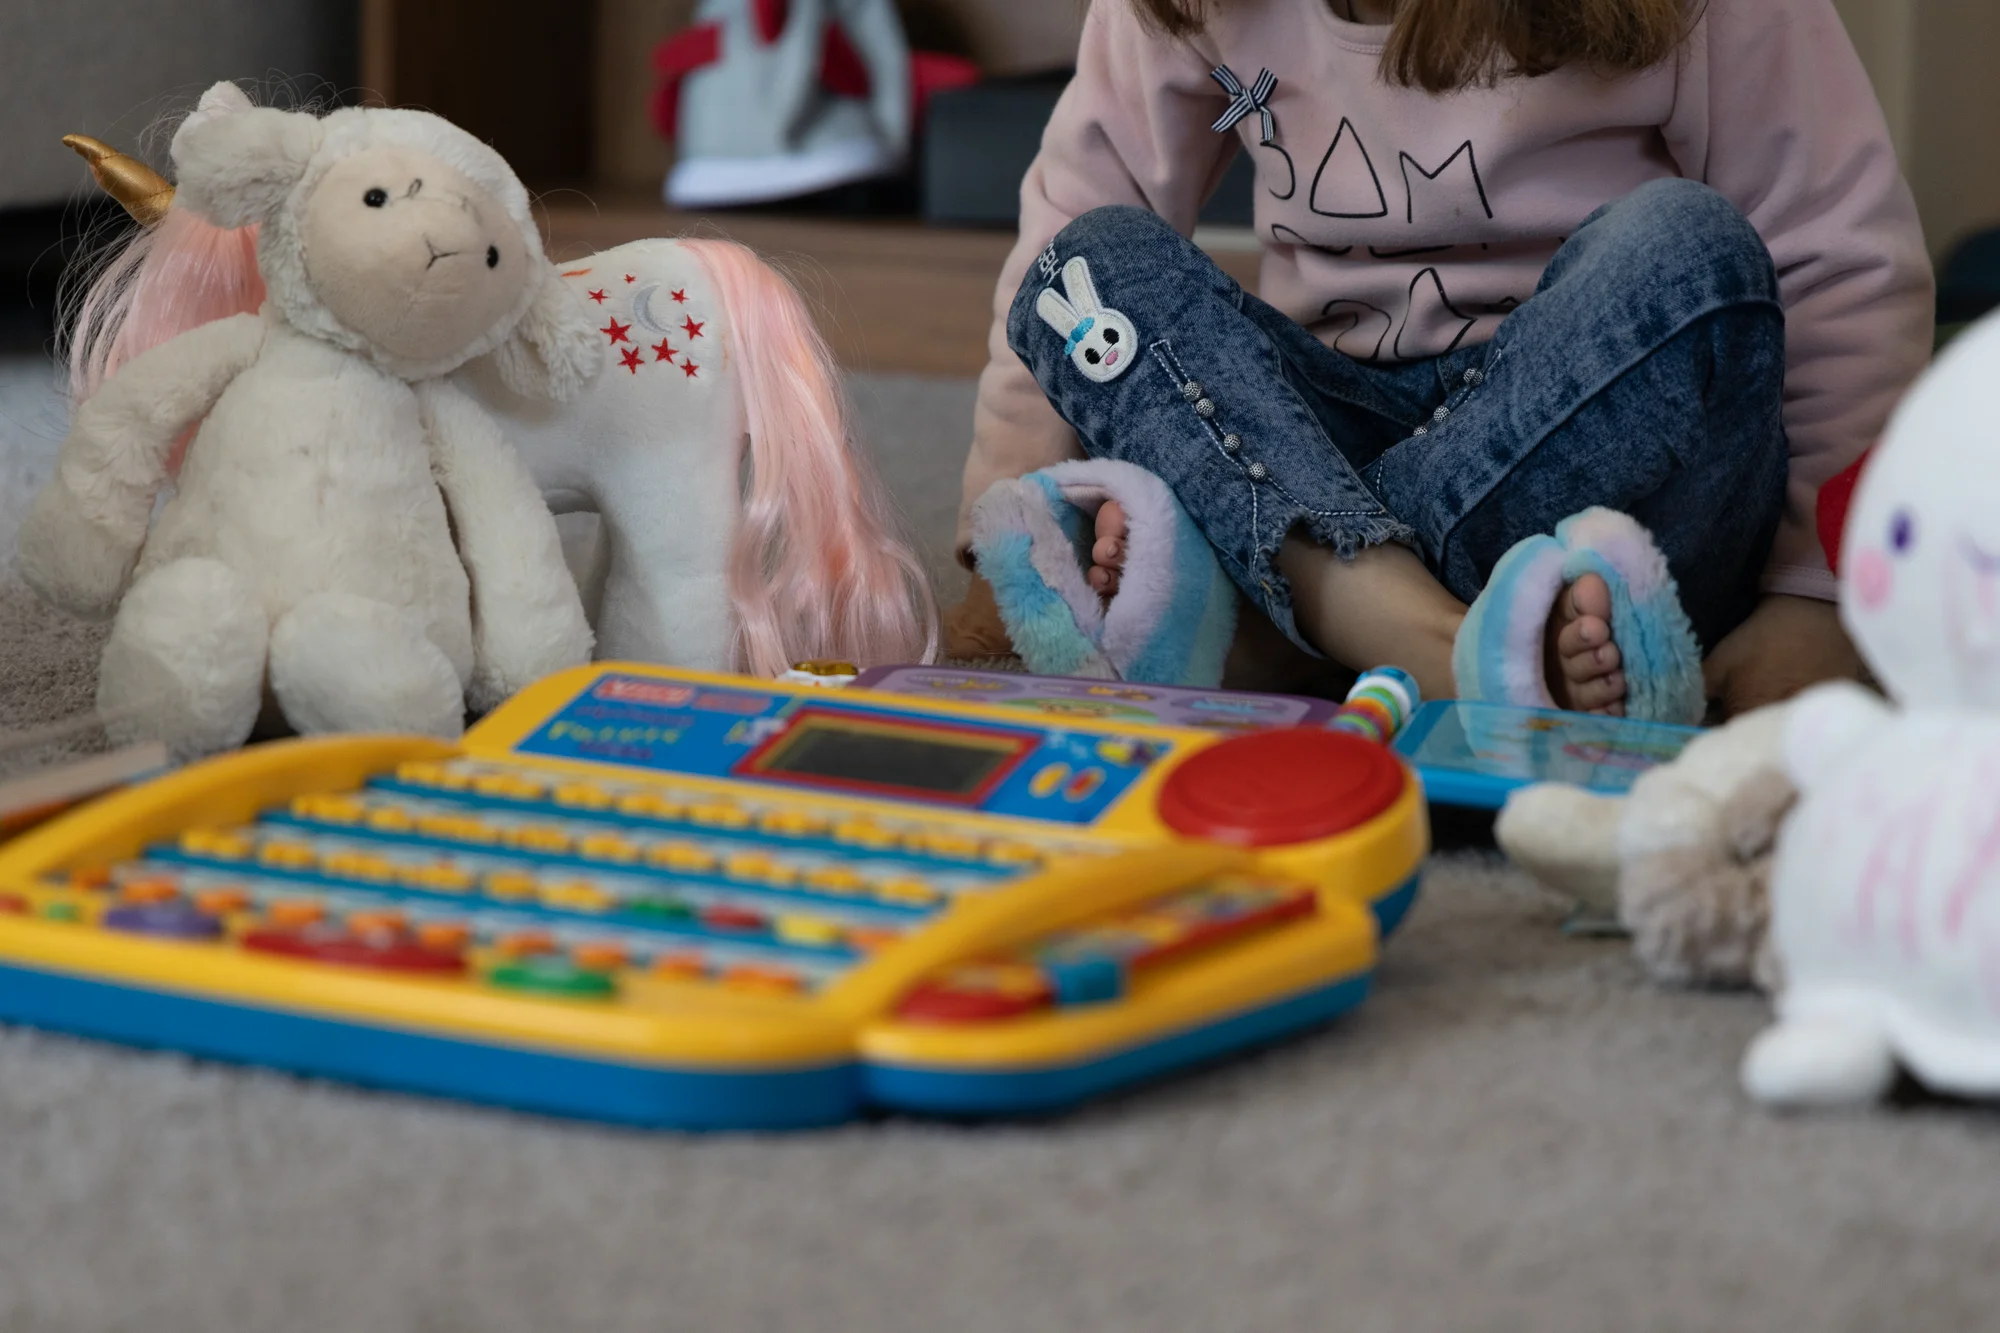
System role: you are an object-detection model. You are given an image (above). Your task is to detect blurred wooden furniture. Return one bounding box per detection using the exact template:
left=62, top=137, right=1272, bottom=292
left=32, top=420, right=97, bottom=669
left=361, top=0, right=597, bottom=187
left=539, top=195, right=1260, bottom=376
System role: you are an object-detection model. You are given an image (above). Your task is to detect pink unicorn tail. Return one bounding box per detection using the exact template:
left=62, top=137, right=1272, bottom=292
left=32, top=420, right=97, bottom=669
left=683, top=239, right=939, bottom=678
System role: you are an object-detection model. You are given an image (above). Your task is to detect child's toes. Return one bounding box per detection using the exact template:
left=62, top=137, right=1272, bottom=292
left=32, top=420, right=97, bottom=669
left=1096, top=499, right=1129, bottom=547
left=1568, top=669, right=1627, bottom=714
left=1089, top=517, right=1127, bottom=601
left=1543, top=572, right=1628, bottom=713
left=1558, top=628, right=1622, bottom=687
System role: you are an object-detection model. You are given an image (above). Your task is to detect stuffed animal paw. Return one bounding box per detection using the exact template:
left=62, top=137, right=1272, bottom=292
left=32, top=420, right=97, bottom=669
left=17, top=469, right=145, bottom=620
left=1496, top=703, right=1794, bottom=989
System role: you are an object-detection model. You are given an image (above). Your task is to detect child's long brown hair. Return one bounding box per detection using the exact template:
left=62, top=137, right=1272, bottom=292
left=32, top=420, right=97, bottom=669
left=1136, top=0, right=1693, bottom=92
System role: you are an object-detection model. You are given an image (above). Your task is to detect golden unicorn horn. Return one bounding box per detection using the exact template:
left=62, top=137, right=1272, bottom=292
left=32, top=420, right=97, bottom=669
left=63, top=134, right=175, bottom=227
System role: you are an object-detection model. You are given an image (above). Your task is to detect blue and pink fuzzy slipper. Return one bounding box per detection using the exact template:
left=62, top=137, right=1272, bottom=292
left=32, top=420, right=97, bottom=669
left=971, top=462, right=1703, bottom=723
left=1453, top=507, right=1705, bottom=725
left=968, top=460, right=1238, bottom=687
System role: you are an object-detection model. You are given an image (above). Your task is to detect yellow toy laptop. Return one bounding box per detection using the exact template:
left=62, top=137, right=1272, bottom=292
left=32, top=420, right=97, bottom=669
left=0, top=664, right=1427, bottom=1129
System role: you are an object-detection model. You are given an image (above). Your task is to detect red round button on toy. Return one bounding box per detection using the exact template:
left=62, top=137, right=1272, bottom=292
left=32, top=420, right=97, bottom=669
left=1156, top=727, right=1408, bottom=847
left=243, top=927, right=467, bottom=975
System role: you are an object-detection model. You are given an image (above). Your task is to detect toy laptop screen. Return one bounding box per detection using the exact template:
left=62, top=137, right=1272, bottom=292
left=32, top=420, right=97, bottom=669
left=1392, top=700, right=1701, bottom=809
left=736, top=710, right=1035, bottom=803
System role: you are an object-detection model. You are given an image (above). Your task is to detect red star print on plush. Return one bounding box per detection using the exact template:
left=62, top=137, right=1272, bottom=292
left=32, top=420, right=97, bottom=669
left=670, top=289, right=688, bottom=303
left=587, top=289, right=606, bottom=304
left=682, top=360, right=699, bottom=378
left=619, top=347, right=644, bottom=374
left=624, top=274, right=636, bottom=283
left=652, top=339, right=675, bottom=363
left=682, top=316, right=705, bottom=339
left=601, top=318, right=631, bottom=344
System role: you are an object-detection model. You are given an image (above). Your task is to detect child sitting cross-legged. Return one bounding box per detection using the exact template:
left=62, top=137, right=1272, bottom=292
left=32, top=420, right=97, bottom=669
left=948, top=0, right=1931, bottom=720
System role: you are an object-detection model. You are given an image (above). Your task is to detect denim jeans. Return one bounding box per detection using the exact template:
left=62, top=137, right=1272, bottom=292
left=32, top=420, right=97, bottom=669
left=1006, top=178, right=1790, bottom=656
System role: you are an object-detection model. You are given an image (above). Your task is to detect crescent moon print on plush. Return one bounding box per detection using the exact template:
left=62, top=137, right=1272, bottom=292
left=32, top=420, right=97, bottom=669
left=631, top=283, right=672, bottom=334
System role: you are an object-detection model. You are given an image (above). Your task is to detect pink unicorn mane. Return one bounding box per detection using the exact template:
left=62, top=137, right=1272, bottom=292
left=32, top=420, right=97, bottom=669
left=683, top=239, right=939, bottom=676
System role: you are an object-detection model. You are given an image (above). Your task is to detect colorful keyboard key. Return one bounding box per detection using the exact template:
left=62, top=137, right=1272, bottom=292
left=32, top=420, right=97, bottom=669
left=700, top=904, right=766, bottom=933
left=541, top=880, right=616, bottom=913
left=571, top=941, right=629, bottom=972
left=195, top=886, right=252, bottom=916
left=265, top=899, right=324, bottom=928
left=488, top=954, right=618, bottom=998
left=245, top=925, right=466, bottom=974
left=103, top=900, right=224, bottom=940
left=647, top=843, right=717, bottom=874
left=118, top=876, right=181, bottom=904
left=775, top=915, right=842, bottom=948
left=483, top=871, right=540, bottom=902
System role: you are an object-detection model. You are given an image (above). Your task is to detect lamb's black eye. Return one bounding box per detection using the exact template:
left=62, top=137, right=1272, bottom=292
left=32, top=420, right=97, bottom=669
left=1102, top=328, right=1119, bottom=344
left=363, top=188, right=388, bottom=207
left=1085, top=348, right=1102, bottom=364
left=486, top=245, right=499, bottom=269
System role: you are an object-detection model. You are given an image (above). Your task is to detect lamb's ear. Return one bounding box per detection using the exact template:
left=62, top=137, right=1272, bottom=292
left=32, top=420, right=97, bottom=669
left=170, top=106, right=320, bottom=229
left=490, top=263, right=604, bottom=402
left=1036, top=287, right=1079, bottom=339
left=1059, top=256, right=1102, bottom=315
left=181, top=80, right=257, bottom=138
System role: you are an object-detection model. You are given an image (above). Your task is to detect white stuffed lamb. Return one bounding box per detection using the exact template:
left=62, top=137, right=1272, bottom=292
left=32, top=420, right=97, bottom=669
left=1743, top=311, right=2000, bottom=1109
left=17, top=85, right=599, bottom=759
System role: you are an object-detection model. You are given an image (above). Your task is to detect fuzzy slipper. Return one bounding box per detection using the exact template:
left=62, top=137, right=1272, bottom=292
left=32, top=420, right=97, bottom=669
left=968, top=460, right=1238, bottom=686
left=1453, top=507, right=1705, bottom=724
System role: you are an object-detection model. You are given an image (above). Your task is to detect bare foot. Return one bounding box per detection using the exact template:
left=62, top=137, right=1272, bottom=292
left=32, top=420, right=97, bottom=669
left=1088, top=500, right=1128, bottom=599
left=1545, top=573, right=1626, bottom=715
left=1279, top=537, right=1466, bottom=704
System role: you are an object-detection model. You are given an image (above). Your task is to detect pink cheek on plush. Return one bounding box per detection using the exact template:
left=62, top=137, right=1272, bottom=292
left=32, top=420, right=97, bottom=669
left=1104, top=348, right=1119, bottom=366
left=1850, top=547, right=1893, bottom=611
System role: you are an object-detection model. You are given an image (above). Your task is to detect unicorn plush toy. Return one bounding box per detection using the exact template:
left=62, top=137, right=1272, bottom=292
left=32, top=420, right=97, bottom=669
left=43, top=83, right=933, bottom=753
left=1741, top=309, right=2000, bottom=1109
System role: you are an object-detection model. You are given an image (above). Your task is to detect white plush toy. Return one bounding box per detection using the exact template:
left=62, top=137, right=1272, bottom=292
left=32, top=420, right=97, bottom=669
left=1742, top=310, right=2000, bottom=1109
left=1496, top=702, right=1794, bottom=990
left=55, top=87, right=936, bottom=691
left=20, top=85, right=599, bottom=759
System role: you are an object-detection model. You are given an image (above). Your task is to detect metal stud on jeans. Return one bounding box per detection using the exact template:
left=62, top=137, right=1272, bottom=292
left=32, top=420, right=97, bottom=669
left=1246, top=461, right=1268, bottom=480
left=1195, top=398, right=1217, bottom=418
left=1182, top=381, right=1204, bottom=402
left=1221, top=433, right=1242, bottom=453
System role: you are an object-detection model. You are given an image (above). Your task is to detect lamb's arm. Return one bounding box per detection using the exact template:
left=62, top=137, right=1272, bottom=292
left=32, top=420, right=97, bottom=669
left=417, top=378, right=593, bottom=712
left=18, top=313, right=265, bottom=618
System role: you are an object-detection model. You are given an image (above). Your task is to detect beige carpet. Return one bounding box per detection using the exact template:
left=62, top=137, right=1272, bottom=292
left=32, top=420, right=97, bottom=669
left=3, top=365, right=1998, bottom=1333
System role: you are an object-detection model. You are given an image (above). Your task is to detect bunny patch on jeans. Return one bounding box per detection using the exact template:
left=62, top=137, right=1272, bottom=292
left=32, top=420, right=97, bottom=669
left=1036, top=257, right=1139, bottom=384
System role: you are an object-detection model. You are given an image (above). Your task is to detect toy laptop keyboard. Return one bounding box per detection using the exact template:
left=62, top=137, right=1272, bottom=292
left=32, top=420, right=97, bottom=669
left=0, top=664, right=1426, bottom=1130
left=1394, top=700, right=1703, bottom=809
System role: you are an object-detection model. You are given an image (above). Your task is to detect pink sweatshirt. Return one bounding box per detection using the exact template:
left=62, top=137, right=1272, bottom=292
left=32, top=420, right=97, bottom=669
left=957, top=0, right=1934, bottom=601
